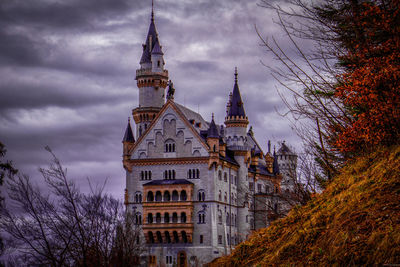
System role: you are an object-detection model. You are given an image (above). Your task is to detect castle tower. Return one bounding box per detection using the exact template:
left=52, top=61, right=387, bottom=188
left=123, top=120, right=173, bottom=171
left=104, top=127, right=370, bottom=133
left=224, top=68, right=249, bottom=148
left=132, top=2, right=169, bottom=137
left=276, top=141, right=298, bottom=191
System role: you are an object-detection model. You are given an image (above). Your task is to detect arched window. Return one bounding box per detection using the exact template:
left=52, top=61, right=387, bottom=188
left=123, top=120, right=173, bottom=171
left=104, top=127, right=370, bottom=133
left=172, top=212, right=178, bottom=223
left=147, top=191, right=154, bottom=202
left=156, top=231, right=163, bottom=243
left=173, top=231, right=179, bottom=243
left=181, top=231, right=188, bottom=243
left=172, top=190, right=179, bottom=201
left=218, top=211, right=222, bottom=224
left=198, top=212, right=205, bottom=224
left=147, top=213, right=153, bottom=224
left=181, top=212, right=186, bottom=223
left=148, top=231, right=155, bottom=243
left=155, top=191, right=162, bottom=202
left=165, top=231, right=171, bottom=243
left=144, top=171, right=147, bottom=180
left=196, top=169, right=200, bottom=178
left=164, top=139, right=176, bottom=153
left=168, top=170, right=172, bottom=179
left=226, top=213, right=230, bottom=225
left=224, top=192, right=227, bottom=202
left=224, top=173, right=227, bottom=182
left=173, top=170, right=176, bottom=179
left=164, top=212, right=170, bottom=223
left=188, top=169, right=192, bottom=179
left=141, top=171, right=144, bottom=180
left=156, top=213, right=162, bottom=223
left=218, top=190, right=222, bottom=201
left=164, top=191, right=171, bottom=201
left=180, top=190, right=187, bottom=201
left=135, top=192, right=142, bottom=203
left=218, top=170, right=222, bottom=181
left=198, top=190, right=205, bottom=201
left=135, top=212, right=142, bottom=225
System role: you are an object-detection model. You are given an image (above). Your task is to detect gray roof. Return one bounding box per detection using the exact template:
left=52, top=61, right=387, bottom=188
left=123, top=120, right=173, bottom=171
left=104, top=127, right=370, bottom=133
left=227, top=70, right=246, bottom=117
left=277, top=142, right=295, bottom=155
left=174, top=103, right=209, bottom=131
left=123, top=120, right=134, bottom=142
left=207, top=116, right=219, bottom=138
left=140, top=14, right=162, bottom=64
left=143, top=179, right=194, bottom=186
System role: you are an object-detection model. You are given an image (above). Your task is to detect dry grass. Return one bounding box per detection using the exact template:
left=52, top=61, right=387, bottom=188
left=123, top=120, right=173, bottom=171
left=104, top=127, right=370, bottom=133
left=208, top=146, right=400, bottom=266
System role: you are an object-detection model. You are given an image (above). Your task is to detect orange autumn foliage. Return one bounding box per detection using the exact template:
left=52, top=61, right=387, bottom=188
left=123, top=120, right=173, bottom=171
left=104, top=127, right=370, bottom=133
left=332, top=0, right=400, bottom=154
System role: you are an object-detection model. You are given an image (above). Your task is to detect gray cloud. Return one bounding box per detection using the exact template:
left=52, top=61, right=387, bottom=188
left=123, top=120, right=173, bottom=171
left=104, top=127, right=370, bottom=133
left=0, top=0, right=302, bottom=201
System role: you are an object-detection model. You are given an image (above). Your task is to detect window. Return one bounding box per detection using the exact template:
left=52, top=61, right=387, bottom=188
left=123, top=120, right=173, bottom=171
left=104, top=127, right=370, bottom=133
left=181, top=212, right=187, bottom=223
left=164, top=170, right=176, bottom=180
left=218, top=211, right=222, bottom=224
left=165, top=139, right=175, bottom=152
left=188, top=169, right=200, bottom=179
left=218, top=190, right=221, bottom=201
left=218, top=235, right=222, bottom=244
left=218, top=170, right=222, bottom=181
left=157, top=60, right=161, bottom=67
left=135, top=192, right=142, bottom=203
left=227, top=234, right=230, bottom=245
left=147, top=213, right=153, bottom=224
left=149, top=255, right=156, bottom=264
left=224, top=173, right=227, bottom=182
left=200, top=235, right=203, bottom=244
left=234, top=176, right=237, bottom=185
left=198, top=190, right=205, bottom=201
left=140, top=170, right=152, bottom=180
left=166, top=255, right=172, bottom=264
left=180, top=190, right=187, bottom=201
left=258, top=184, right=262, bottom=193
left=249, top=182, right=254, bottom=191
left=135, top=213, right=142, bottom=225
left=224, top=192, right=227, bottom=203
left=198, top=212, right=205, bottom=224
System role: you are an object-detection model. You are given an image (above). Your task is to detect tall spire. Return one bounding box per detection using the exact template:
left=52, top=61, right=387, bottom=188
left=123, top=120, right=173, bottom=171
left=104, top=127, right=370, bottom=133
left=140, top=0, right=162, bottom=64
left=227, top=67, right=246, bottom=117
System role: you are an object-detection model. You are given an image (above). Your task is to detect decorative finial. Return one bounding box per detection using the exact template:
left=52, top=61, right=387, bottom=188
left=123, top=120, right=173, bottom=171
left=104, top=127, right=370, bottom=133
left=268, top=140, right=271, bottom=153
left=151, top=0, right=154, bottom=21
left=234, top=67, right=238, bottom=83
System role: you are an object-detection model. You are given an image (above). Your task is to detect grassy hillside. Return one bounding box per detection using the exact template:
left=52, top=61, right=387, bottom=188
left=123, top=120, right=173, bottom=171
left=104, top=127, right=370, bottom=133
left=209, top=146, right=400, bottom=266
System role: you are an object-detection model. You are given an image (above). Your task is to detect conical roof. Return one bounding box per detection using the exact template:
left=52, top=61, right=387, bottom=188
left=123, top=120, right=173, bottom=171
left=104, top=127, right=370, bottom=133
left=207, top=114, right=219, bottom=138
left=140, top=10, right=162, bottom=64
left=227, top=68, right=246, bottom=117
left=151, top=41, right=163, bottom=55
left=123, top=119, right=135, bottom=142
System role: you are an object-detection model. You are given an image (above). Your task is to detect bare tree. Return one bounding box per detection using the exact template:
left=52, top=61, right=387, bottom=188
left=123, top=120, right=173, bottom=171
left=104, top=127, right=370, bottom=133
left=0, top=147, right=144, bottom=267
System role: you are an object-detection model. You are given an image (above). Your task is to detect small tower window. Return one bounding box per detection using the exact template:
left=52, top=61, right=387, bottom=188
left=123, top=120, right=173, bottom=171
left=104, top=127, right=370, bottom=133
left=157, top=60, right=160, bottom=67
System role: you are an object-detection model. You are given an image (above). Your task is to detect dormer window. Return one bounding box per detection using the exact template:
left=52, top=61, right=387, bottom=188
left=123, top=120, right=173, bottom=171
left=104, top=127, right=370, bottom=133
left=165, top=139, right=176, bottom=153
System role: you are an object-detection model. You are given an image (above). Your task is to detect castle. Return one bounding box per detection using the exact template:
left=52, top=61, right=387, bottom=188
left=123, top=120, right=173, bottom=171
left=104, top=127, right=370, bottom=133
left=122, top=4, right=297, bottom=266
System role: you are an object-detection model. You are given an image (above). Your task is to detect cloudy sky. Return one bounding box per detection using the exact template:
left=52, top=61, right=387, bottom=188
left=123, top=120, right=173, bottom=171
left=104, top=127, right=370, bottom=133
left=0, top=0, right=302, bottom=199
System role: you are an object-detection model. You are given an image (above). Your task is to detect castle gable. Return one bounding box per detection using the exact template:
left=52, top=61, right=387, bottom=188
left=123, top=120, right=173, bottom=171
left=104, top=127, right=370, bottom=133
left=131, top=101, right=210, bottom=159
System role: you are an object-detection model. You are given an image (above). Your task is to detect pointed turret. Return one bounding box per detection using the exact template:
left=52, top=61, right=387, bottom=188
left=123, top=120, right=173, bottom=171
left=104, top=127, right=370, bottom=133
left=123, top=118, right=135, bottom=143
left=224, top=68, right=249, bottom=149
left=207, top=114, right=220, bottom=168
left=207, top=114, right=219, bottom=138
left=227, top=68, right=246, bottom=117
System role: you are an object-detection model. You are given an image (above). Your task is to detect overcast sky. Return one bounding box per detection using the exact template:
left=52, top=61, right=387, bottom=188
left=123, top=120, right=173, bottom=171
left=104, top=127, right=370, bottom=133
left=0, top=0, right=302, bottom=199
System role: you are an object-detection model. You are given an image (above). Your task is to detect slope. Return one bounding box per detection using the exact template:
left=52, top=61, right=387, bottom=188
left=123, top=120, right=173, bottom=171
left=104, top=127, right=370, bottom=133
left=209, top=146, right=400, bottom=266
